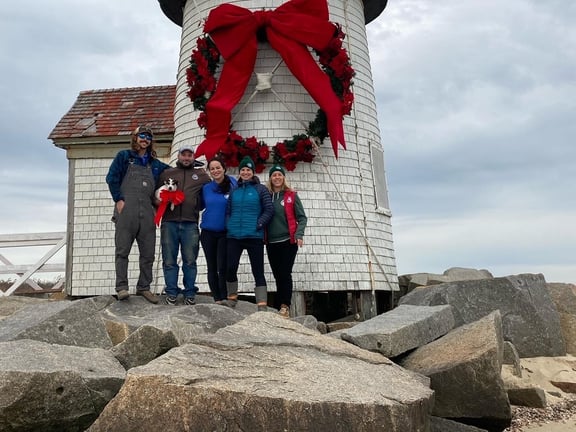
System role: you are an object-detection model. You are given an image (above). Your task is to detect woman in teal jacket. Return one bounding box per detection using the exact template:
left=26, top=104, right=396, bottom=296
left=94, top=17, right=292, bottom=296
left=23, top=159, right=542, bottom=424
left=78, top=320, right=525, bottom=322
left=224, top=156, right=274, bottom=310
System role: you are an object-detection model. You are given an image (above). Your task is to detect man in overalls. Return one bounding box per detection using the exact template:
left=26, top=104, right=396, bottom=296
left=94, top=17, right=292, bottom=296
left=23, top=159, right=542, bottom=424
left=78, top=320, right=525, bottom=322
left=106, top=126, right=169, bottom=303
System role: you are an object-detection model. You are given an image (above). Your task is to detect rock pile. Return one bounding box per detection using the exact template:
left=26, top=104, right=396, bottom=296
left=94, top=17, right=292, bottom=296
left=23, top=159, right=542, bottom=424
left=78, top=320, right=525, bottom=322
left=0, top=270, right=575, bottom=432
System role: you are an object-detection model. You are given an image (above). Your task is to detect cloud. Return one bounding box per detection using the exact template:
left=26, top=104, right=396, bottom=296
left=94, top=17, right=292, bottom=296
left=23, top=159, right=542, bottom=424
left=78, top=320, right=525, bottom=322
left=367, top=0, right=576, bottom=281
left=0, top=0, right=181, bottom=235
left=0, top=0, right=574, bottom=283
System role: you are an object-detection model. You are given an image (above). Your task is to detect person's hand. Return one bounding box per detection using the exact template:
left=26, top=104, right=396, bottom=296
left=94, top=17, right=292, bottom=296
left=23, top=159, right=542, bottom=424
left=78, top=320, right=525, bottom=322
left=297, top=239, right=304, bottom=247
left=116, top=200, right=125, bottom=214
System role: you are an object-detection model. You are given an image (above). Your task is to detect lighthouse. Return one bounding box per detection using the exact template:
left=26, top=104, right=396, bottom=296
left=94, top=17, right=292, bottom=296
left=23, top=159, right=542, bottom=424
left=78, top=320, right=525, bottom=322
left=159, top=0, right=397, bottom=319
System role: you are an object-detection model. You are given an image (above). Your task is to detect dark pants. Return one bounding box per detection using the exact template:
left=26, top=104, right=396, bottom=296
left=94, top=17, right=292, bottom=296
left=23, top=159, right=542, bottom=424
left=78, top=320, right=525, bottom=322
left=266, top=240, right=298, bottom=308
left=226, top=238, right=266, bottom=287
left=114, top=164, right=155, bottom=292
left=200, top=229, right=228, bottom=301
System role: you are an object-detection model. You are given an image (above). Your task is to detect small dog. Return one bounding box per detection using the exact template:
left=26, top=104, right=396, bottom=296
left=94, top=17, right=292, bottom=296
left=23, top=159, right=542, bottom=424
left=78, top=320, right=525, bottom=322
left=154, top=178, right=185, bottom=227
left=155, top=178, right=179, bottom=210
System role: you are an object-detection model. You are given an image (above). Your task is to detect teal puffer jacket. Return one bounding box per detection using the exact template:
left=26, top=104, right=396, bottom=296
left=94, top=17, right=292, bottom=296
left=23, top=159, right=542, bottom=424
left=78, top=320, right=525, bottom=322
left=226, top=177, right=273, bottom=239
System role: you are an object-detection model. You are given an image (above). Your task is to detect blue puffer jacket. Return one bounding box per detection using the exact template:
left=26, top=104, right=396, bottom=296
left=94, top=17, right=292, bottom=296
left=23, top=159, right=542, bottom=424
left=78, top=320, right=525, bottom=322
left=106, top=149, right=169, bottom=202
left=200, top=175, right=238, bottom=232
left=226, top=177, right=274, bottom=240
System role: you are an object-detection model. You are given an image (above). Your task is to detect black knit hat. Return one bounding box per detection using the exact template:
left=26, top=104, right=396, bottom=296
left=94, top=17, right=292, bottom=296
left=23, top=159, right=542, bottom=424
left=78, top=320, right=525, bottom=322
left=268, top=165, right=285, bottom=177
left=239, top=156, right=255, bottom=172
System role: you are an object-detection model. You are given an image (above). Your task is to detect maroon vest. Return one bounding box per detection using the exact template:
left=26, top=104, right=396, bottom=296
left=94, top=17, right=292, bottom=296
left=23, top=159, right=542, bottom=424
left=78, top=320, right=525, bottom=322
left=283, top=190, right=298, bottom=244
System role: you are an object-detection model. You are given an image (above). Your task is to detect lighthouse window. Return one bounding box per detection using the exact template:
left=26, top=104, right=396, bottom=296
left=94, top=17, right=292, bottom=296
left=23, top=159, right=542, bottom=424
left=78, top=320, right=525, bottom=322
left=370, top=144, right=390, bottom=212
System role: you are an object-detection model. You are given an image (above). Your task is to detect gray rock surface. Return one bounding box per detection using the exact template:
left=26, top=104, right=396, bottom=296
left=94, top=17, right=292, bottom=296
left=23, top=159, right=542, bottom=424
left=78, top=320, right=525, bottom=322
left=503, top=341, right=522, bottom=377
left=401, top=311, right=511, bottom=431
left=88, top=312, right=434, bottom=432
left=326, top=320, right=358, bottom=332
left=442, top=267, right=494, bottom=281
left=398, top=267, right=494, bottom=297
left=399, top=273, right=566, bottom=357
left=0, top=296, right=48, bottom=320
left=341, top=304, right=455, bottom=357
left=547, top=283, right=576, bottom=355
left=291, top=313, right=322, bottom=332
left=3, top=271, right=569, bottom=431
left=101, top=296, right=247, bottom=345
left=507, top=387, right=547, bottom=408
left=0, top=297, right=113, bottom=348
left=110, top=325, right=178, bottom=369
left=430, top=416, right=489, bottom=432
left=0, top=339, right=125, bottom=431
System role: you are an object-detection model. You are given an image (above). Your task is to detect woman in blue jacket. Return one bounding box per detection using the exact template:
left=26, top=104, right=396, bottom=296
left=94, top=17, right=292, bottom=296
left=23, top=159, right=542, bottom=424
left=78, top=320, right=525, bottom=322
left=225, top=156, right=274, bottom=310
left=200, top=157, right=237, bottom=304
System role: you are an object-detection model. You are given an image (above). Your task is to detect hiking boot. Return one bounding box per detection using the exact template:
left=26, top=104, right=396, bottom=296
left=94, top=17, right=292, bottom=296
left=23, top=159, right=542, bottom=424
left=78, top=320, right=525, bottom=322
left=278, top=305, right=290, bottom=319
left=117, top=289, right=129, bottom=301
left=184, top=297, right=196, bottom=305
left=165, top=295, right=177, bottom=306
left=136, top=290, right=159, bottom=304
left=255, top=286, right=268, bottom=312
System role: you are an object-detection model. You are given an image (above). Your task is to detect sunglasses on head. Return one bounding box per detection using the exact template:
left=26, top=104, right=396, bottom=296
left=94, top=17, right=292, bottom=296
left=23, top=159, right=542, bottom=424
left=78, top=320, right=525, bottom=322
left=138, top=133, right=152, bottom=140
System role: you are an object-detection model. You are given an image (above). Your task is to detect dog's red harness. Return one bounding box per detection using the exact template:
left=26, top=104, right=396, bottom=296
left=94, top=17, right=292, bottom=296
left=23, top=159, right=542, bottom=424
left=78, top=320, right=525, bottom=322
left=154, top=189, right=185, bottom=227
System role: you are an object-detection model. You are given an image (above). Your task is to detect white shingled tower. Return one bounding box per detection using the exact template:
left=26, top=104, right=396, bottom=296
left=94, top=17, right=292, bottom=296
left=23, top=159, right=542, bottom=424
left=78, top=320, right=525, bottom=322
left=159, top=0, right=397, bottom=318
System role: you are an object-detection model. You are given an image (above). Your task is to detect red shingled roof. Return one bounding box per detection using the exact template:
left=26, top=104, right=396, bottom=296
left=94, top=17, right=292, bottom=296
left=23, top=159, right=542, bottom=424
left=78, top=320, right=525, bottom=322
left=48, top=85, right=176, bottom=140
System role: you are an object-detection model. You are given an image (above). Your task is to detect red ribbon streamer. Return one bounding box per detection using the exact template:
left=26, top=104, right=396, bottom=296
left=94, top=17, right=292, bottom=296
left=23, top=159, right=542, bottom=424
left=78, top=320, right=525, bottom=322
left=154, top=189, right=185, bottom=227
left=195, top=0, right=346, bottom=160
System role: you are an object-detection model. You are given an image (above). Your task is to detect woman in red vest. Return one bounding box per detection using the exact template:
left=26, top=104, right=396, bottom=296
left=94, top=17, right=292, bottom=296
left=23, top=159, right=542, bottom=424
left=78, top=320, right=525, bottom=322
left=266, top=165, right=308, bottom=318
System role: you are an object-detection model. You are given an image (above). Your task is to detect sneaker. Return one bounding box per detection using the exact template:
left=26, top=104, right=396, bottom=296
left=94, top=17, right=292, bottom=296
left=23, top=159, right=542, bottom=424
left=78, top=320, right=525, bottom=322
left=278, top=305, right=290, bottom=319
left=117, top=289, right=129, bottom=301
left=184, top=297, right=196, bottom=305
left=136, top=290, right=159, bottom=304
left=165, top=295, right=177, bottom=306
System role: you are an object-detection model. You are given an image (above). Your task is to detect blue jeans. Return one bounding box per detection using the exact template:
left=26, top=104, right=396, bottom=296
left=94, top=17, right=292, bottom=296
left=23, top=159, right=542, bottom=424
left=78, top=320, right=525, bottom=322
left=161, top=221, right=199, bottom=298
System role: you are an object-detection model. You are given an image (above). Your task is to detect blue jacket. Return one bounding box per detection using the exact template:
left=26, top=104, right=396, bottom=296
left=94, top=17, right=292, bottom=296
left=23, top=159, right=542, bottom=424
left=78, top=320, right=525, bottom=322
left=200, top=175, right=238, bottom=232
left=226, top=177, right=273, bottom=240
left=106, top=149, right=169, bottom=202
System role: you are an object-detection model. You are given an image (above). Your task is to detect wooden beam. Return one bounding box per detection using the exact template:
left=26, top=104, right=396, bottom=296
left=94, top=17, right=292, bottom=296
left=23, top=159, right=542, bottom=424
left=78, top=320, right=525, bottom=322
left=0, top=232, right=66, bottom=248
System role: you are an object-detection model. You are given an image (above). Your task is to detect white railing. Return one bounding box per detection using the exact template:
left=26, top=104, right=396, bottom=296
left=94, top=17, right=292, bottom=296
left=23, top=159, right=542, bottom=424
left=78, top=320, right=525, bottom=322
left=0, top=232, right=66, bottom=297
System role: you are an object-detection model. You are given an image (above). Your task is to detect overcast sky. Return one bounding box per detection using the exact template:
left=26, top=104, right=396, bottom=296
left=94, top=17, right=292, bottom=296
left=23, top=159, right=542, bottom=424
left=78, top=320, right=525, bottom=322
left=1, top=0, right=574, bottom=283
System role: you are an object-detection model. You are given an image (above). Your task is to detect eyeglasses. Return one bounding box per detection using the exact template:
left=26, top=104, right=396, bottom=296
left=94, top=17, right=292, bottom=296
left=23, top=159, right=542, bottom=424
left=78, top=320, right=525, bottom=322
left=138, top=133, right=153, bottom=140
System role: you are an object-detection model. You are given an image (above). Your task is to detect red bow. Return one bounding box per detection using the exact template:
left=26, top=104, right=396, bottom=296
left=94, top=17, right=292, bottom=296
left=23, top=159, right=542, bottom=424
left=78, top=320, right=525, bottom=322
left=154, top=189, right=185, bottom=227
left=195, top=0, right=346, bottom=160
